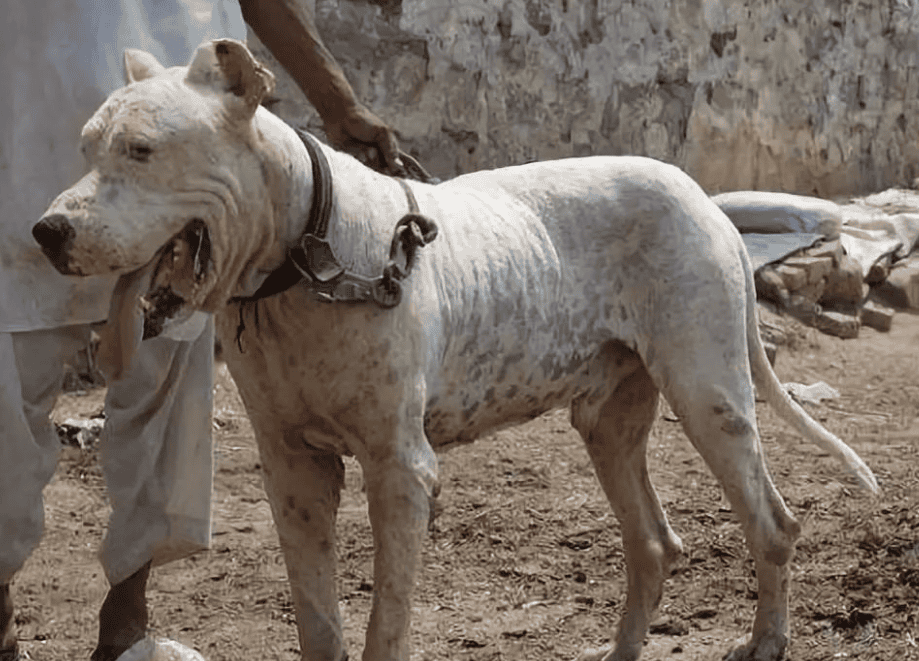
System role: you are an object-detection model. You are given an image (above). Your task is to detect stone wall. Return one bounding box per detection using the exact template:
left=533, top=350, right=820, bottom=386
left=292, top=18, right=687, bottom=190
left=249, top=0, right=919, bottom=196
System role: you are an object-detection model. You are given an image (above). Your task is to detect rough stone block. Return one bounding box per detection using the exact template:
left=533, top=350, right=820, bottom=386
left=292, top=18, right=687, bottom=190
left=755, top=266, right=790, bottom=305
left=781, top=255, right=834, bottom=285
left=785, top=295, right=820, bottom=325
left=757, top=306, right=788, bottom=348
left=792, top=280, right=828, bottom=307
left=804, top=239, right=843, bottom=267
left=874, top=260, right=919, bottom=309
left=775, top=263, right=808, bottom=291
left=859, top=299, right=895, bottom=332
left=820, top=253, right=868, bottom=307
left=814, top=310, right=860, bottom=339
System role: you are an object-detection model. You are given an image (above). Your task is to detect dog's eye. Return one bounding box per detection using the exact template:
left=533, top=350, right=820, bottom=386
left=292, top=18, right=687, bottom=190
left=127, top=142, right=153, bottom=163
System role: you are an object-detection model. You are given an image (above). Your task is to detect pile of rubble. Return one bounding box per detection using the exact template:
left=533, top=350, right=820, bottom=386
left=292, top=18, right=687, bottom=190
left=715, top=190, right=919, bottom=340
left=56, top=414, right=104, bottom=449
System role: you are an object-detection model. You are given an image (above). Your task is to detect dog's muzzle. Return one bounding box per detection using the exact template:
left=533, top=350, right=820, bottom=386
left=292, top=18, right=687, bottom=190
left=33, top=214, right=77, bottom=274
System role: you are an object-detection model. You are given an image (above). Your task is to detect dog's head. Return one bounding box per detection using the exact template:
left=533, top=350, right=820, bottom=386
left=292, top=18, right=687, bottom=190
left=32, top=39, right=277, bottom=375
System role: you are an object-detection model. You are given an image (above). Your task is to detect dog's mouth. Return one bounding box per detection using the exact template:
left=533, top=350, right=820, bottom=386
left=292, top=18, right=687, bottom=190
left=141, top=286, right=187, bottom=339
left=142, top=218, right=212, bottom=339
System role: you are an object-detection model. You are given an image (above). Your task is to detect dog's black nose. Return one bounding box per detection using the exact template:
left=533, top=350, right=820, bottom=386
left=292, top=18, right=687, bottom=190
left=33, top=214, right=77, bottom=274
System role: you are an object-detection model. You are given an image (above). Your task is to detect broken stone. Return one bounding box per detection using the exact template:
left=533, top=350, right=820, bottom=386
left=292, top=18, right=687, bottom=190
left=814, top=309, right=860, bottom=339
left=820, top=253, right=868, bottom=308
left=784, top=295, right=821, bottom=326
left=757, top=302, right=792, bottom=348
left=649, top=617, right=689, bottom=636
left=775, top=262, right=808, bottom=291
left=768, top=254, right=832, bottom=310
left=755, top=266, right=790, bottom=306
left=873, top=257, right=919, bottom=309
left=758, top=320, right=788, bottom=348
left=781, top=255, right=835, bottom=285
left=859, top=297, right=895, bottom=332
left=804, top=239, right=843, bottom=267
left=792, top=280, right=829, bottom=307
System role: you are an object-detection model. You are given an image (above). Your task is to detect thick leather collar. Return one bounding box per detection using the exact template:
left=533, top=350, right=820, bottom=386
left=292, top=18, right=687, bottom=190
left=232, top=130, right=437, bottom=312
left=240, top=129, right=339, bottom=301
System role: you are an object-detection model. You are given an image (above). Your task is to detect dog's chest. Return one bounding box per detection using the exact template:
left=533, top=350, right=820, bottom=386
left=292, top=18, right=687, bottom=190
left=216, top=295, right=424, bottom=454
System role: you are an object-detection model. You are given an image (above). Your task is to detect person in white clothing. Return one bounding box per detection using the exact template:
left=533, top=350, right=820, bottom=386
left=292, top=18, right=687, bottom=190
left=0, top=2, right=401, bottom=660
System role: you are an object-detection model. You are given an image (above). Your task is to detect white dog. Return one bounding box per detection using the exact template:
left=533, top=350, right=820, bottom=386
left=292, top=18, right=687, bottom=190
left=33, top=40, right=877, bottom=661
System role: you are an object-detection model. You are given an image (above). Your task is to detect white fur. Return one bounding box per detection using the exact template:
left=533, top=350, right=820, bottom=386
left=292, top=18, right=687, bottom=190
left=36, top=40, right=877, bottom=661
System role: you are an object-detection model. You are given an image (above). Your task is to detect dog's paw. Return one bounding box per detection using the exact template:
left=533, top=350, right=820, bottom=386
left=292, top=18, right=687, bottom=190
left=575, top=645, right=612, bottom=661
left=576, top=643, right=643, bottom=661
left=722, top=632, right=788, bottom=661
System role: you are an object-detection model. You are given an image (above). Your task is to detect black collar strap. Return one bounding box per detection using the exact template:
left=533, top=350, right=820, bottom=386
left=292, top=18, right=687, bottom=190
left=233, top=130, right=437, bottom=308
left=239, top=130, right=339, bottom=302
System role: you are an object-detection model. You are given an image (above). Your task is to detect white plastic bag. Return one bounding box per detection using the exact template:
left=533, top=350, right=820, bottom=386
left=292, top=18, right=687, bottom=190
left=116, top=637, right=206, bottom=661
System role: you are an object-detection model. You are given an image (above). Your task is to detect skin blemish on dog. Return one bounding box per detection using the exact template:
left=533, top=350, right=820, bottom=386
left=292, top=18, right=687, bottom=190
left=37, top=39, right=878, bottom=661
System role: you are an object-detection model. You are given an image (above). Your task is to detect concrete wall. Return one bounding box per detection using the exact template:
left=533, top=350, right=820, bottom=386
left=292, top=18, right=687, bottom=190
left=250, top=0, right=919, bottom=196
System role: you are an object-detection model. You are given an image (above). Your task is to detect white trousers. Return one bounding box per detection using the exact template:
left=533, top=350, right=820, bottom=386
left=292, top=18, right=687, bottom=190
left=0, top=319, right=214, bottom=586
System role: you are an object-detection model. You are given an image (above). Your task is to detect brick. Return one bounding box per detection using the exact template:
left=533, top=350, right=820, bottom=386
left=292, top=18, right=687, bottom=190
left=820, top=253, right=868, bottom=307
left=860, top=299, right=895, bottom=332
left=781, top=255, right=834, bottom=285
left=874, top=260, right=919, bottom=309
left=755, top=267, right=789, bottom=305
left=804, top=239, right=843, bottom=267
left=793, top=280, right=828, bottom=307
left=775, top=263, right=808, bottom=291
left=815, top=309, right=860, bottom=339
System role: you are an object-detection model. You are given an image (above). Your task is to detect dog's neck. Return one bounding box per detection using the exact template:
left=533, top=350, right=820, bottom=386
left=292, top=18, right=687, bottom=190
left=235, top=108, right=414, bottom=300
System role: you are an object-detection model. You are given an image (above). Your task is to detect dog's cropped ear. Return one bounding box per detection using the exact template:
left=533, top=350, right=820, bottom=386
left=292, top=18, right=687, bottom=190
left=186, top=39, right=276, bottom=120
left=124, top=49, right=167, bottom=84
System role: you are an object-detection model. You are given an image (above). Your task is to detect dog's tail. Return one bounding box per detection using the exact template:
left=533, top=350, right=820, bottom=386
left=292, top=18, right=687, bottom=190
left=743, top=258, right=879, bottom=494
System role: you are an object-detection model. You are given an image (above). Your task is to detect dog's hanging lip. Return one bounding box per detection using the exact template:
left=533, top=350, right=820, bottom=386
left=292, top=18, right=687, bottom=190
left=94, top=261, right=158, bottom=382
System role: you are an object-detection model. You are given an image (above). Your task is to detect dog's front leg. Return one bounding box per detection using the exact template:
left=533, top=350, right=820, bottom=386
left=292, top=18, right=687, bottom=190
left=254, top=419, right=347, bottom=661
left=361, top=390, right=438, bottom=661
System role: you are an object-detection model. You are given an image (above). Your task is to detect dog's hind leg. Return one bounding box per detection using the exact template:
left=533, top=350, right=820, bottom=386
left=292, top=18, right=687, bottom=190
left=254, top=421, right=347, bottom=661
left=655, top=356, right=801, bottom=661
left=571, top=343, right=683, bottom=661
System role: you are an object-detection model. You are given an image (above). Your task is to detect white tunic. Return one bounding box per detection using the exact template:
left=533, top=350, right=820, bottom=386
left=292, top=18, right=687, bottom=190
left=0, top=0, right=243, bottom=586
left=0, top=0, right=245, bottom=332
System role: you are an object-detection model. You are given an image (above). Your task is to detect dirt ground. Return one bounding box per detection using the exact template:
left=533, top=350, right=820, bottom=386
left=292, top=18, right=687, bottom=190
left=11, top=310, right=919, bottom=661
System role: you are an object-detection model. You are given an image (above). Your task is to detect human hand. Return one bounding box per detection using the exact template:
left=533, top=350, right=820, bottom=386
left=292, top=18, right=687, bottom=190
left=323, top=102, right=403, bottom=175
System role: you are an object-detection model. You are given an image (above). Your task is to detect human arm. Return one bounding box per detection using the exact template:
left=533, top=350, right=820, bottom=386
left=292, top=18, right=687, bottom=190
left=238, top=0, right=402, bottom=173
